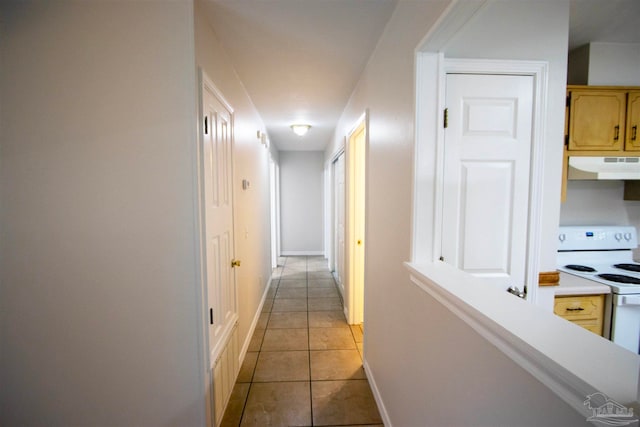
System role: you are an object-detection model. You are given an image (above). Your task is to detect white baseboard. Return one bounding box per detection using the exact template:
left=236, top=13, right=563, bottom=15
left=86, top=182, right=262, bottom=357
left=281, top=250, right=324, bottom=256
left=363, top=358, right=392, bottom=427
left=238, top=276, right=271, bottom=365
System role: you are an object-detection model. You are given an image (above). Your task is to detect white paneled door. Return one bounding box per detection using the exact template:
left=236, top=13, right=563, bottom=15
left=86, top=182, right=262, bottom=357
left=346, top=118, right=366, bottom=325
left=441, top=73, right=534, bottom=292
left=202, top=78, right=237, bottom=361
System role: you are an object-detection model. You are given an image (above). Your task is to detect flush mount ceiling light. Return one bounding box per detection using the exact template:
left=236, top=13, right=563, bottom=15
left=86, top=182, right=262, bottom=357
left=290, top=124, right=311, bottom=136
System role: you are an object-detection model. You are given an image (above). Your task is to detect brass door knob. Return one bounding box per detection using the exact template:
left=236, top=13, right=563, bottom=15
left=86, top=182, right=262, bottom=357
left=231, top=259, right=241, bottom=268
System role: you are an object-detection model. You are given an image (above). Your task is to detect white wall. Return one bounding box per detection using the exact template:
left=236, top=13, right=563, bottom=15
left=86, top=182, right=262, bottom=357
left=326, top=1, right=591, bottom=425
left=588, top=42, right=640, bottom=86
left=194, top=0, right=274, bottom=369
left=0, top=2, right=204, bottom=426
left=280, top=151, right=324, bottom=255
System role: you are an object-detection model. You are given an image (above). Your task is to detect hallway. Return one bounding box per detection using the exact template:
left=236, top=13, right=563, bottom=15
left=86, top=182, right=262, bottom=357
left=221, top=256, right=382, bottom=426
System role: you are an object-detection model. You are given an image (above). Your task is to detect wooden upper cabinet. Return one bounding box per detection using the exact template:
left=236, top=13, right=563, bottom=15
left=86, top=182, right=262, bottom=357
left=626, top=91, right=640, bottom=151
left=568, top=90, right=626, bottom=151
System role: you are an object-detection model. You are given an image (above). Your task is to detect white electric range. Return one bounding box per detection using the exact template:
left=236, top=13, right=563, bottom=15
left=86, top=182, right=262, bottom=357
left=557, top=226, right=640, bottom=354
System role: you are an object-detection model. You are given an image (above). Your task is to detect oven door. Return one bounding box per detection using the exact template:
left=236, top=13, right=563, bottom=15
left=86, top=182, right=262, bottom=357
left=611, top=294, right=640, bottom=354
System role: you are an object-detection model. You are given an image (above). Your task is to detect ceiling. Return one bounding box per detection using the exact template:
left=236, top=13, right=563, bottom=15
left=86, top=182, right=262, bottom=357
left=568, top=0, right=640, bottom=51
left=202, top=0, right=640, bottom=152
left=200, top=0, right=397, bottom=151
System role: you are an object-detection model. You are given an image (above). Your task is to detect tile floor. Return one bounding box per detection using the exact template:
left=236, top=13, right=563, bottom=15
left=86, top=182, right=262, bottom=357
left=221, top=256, right=383, bottom=427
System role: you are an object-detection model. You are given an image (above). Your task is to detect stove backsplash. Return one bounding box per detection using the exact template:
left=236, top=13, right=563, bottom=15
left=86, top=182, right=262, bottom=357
left=560, top=180, right=640, bottom=260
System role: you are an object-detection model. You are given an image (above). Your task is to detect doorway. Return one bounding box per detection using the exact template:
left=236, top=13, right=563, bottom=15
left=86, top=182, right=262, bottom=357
left=345, top=114, right=367, bottom=325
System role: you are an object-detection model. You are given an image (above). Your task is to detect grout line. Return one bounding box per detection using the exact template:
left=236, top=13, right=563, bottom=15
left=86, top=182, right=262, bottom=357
left=230, top=256, right=375, bottom=427
left=305, top=256, right=315, bottom=426
left=237, top=275, right=281, bottom=426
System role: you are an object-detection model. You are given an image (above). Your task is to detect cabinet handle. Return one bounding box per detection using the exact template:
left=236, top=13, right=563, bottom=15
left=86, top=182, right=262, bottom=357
left=566, top=307, right=585, bottom=311
left=614, top=125, right=620, bottom=141
left=632, top=125, right=637, bottom=141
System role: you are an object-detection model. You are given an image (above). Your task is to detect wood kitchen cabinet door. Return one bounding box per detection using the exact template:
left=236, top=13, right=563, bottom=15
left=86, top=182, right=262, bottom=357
left=568, top=90, right=626, bottom=151
left=626, top=91, right=640, bottom=151
left=554, top=294, right=605, bottom=336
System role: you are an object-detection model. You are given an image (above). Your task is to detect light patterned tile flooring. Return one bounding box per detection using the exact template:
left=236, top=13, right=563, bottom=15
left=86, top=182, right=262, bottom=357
left=221, top=256, right=381, bottom=427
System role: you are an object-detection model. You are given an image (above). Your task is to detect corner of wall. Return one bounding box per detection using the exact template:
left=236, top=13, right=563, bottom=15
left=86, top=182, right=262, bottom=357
left=567, top=44, right=590, bottom=85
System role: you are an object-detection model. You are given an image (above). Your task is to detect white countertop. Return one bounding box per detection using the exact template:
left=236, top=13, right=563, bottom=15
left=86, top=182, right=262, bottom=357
left=554, top=271, right=611, bottom=296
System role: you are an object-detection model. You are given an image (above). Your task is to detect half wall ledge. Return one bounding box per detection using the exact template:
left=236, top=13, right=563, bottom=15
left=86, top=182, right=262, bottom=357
left=405, top=261, right=640, bottom=419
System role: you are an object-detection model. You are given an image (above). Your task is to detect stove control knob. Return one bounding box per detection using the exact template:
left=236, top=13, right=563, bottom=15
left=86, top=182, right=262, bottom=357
left=558, top=233, right=566, bottom=243
left=624, top=232, right=632, bottom=241
left=615, top=233, right=623, bottom=241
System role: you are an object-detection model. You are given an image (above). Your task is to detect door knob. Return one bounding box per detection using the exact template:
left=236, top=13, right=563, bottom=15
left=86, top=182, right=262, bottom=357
left=231, top=259, right=241, bottom=268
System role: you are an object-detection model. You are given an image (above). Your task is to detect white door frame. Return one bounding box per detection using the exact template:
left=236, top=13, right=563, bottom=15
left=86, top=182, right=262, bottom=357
left=329, top=149, right=346, bottom=296
left=269, top=155, right=280, bottom=269
left=345, top=112, right=368, bottom=325
left=413, top=54, right=548, bottom=304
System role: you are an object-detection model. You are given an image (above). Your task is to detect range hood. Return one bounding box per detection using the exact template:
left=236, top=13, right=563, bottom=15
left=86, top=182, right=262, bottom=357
left=568, top=156, right=640, bottom=180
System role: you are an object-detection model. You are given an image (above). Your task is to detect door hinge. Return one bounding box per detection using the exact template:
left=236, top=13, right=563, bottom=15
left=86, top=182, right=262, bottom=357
left=209, top=308, right=214, bottom=325
left=204, top=116, right=208, bottom=135
left=566, top=93, right=571, bottom=107
left=443, top=108, right=449, bottom=128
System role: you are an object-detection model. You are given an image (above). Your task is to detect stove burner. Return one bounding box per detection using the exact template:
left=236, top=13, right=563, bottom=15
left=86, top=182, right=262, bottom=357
left=614, top=263, right=640, bottom=273
left=597, top=273, right=640, bottom=284
left=565, top=264, right=597, bottom=272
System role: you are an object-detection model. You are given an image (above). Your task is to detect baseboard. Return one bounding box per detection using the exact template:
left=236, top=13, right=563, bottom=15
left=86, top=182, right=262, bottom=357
left=281, top=250, right=324, bottom=256
left=363, top=358, right=392, bottom=427
left=238, top=276, right=271, bottom=366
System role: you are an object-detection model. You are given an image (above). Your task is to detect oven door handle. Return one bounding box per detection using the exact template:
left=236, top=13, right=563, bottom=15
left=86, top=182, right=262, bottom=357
left=616, top=295, right=640, bottom=306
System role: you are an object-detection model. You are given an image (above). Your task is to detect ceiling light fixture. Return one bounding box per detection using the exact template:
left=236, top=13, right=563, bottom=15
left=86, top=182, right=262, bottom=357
left=290, top=124, right=311, bottom=136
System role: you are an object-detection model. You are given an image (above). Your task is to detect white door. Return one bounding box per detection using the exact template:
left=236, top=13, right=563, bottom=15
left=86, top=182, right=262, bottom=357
left=441, top=73, right=534, bottom=292
left=347, top=119, right=366, bottom=324
left=202, top=79, right=237, bottom=359
left=333, top=153, right=345, bottom=294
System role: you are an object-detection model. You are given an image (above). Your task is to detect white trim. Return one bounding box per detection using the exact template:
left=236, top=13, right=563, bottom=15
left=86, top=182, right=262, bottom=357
left=280, top=250, right=324, bottom=256
left=328, top=148, right=346, bottom=287
left=238, top=277, right=272, bottom=364
left=330, top=147, right=346, bottom=165
left=363, top=359, right=392, bottom=427
left=347, top=112, right=368, bottom=139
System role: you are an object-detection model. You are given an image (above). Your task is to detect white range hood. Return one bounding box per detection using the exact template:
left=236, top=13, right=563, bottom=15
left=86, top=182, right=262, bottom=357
left=568, top=156, right=640, bottom=180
